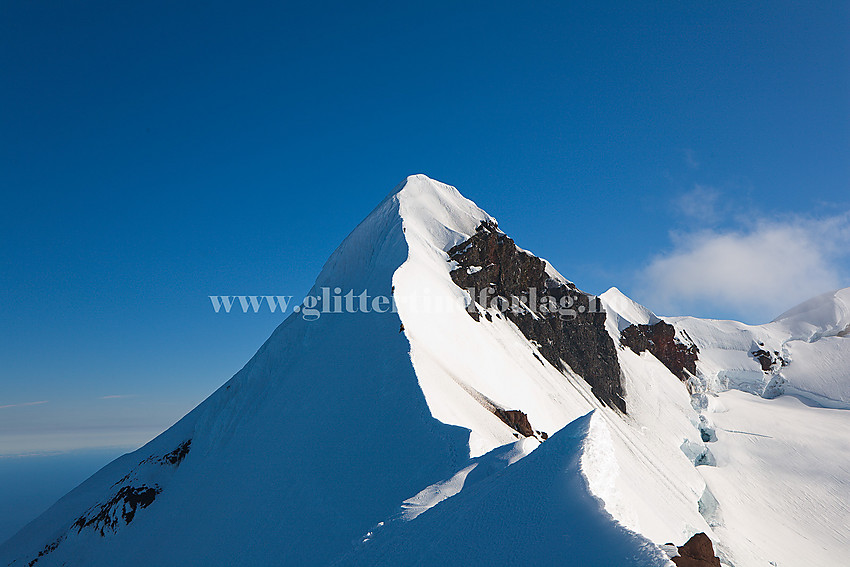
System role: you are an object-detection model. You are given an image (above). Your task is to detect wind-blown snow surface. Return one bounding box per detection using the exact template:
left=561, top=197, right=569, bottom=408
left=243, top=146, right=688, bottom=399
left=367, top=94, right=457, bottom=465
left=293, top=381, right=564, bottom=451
left=2, top=175, right=848, bottom=567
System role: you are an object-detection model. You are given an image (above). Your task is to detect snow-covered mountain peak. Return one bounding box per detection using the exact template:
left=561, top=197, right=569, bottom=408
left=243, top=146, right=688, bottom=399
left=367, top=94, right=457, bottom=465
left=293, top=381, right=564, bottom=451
left=770, top=286, right=850, bottom=341
left=3, top=176, right=848, bottom=567
left=600, top=286, right=662, bottom=332
left=314, top=174, right=491, bottom=290
left=394, top=174, right=495, bottom=251
left=387, top=173, right=458, bottom=198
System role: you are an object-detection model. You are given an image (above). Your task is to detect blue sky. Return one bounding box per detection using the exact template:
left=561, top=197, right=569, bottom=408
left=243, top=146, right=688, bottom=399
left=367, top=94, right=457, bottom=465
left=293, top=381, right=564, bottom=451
left=1, top=2, right=848, bottom=458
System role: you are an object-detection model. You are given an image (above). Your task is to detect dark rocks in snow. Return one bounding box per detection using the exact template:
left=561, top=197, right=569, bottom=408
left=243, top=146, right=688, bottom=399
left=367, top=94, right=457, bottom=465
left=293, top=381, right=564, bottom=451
left=620, top=321, right=699, bottom=381
left=752, top=349, right=774, bottom=372
left=35, top=439, right=195, bottom=563
left=26, top=537, right=62, bottom=567
left=139, top=439, right=192, bottom=467
left=751, top=346, right=787, bottom=372
left=491, top=407, right=548, bottom=440
left=161, top=439, right=192, bottom=466
left=73, top=485, right=161, bottom=537
left=27, top=440, right=192, bottom=563
left=671, top=532, right=722, bottom=567
left=493, top=408, right=535, bottom=437
left=448, top=221, right=625, bottom=413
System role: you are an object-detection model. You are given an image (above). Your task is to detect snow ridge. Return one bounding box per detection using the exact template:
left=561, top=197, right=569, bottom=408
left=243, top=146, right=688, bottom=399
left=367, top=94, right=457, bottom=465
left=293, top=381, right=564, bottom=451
left=336, top=412, right=672, bottom=567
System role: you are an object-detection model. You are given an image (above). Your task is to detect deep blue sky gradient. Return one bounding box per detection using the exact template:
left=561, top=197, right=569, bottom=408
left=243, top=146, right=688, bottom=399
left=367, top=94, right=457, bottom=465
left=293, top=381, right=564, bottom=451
left=2, top=2, right=849, bottom=460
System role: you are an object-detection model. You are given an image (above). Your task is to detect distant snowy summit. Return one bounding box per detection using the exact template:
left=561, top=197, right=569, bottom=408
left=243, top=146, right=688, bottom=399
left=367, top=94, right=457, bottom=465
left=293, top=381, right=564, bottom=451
left=2, top=175, right=848, bottom=567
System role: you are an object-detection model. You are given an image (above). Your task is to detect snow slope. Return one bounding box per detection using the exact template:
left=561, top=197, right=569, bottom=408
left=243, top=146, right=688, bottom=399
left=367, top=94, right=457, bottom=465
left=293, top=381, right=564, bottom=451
left=660, top=287, right=850, bottom=408
left=771, top=287, right=850, bottom=342
left=2, top=175, right=848, bottom=567
left=335, top=412, right=672, bottom=567
left=700, top=391, right=850, bottom=567
left=768, top=288, right=850, bottom=406
left=603, top=285, right=850, bottom=566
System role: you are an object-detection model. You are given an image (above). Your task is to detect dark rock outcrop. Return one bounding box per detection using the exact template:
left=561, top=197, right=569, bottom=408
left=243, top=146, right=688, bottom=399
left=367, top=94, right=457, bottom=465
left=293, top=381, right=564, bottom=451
left=24, top=440, right=193, bottom=565
left=493, top=408, right=535, bottom=438
left=751, top=344, right=787, bottom=372
left=671, top=532, right=722, bottom=567
left=73, top=485, right=161, bottom=536
left=448, top=221, right=625, bottom=412
left=160, top=439, right=192, bottom=466
left=620, top=321, right=699, bottom=381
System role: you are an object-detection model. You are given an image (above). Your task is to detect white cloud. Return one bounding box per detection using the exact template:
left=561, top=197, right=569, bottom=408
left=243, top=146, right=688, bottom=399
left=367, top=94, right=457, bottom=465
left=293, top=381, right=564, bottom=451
left=0, top=401, right=48, bottom=410
left=637, top=213, right=850, bottom=323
